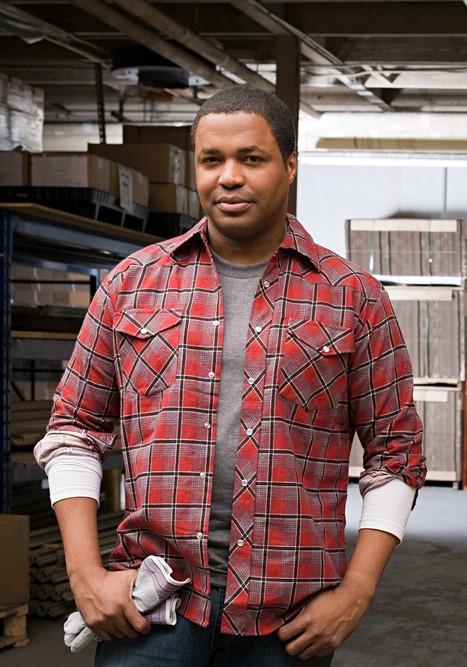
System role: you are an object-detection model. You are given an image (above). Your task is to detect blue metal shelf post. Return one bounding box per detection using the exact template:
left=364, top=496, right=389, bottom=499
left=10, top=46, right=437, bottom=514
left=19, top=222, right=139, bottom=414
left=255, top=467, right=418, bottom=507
left=0, top=212, right=12, bottom=513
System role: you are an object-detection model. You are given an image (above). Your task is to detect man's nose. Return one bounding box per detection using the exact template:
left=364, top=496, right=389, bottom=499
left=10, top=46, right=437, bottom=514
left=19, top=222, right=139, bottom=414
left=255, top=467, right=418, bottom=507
left=218, top=159, right=244, bottom=187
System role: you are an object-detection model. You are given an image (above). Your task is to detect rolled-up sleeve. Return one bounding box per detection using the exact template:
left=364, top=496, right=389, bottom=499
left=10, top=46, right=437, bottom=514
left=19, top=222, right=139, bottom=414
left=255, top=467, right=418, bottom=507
left=34, top=270, right=121, bottom=469
left=348, top=287, right=426, bottom=491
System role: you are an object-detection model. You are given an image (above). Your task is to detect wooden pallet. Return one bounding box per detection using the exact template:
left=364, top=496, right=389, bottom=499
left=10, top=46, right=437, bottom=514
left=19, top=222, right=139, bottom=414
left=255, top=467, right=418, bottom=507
left=0, top=604, right=29, bottom=649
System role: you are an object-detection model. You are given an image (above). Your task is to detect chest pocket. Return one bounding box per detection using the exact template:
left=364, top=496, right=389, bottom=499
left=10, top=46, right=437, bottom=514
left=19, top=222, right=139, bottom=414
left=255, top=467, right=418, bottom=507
left=115, top=308, right=182, bottom=396
left=279, top=320, right=354, bottom=411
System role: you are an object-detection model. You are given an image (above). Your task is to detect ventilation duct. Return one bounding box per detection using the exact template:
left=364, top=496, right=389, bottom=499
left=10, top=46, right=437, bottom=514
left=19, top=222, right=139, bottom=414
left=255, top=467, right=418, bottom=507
left=111, top=46, right=190, bottom=89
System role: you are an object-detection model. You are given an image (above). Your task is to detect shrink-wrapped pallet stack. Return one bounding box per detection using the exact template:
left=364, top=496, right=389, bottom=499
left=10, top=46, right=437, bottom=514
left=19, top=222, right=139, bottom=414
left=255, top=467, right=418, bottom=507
left=346, top=218, right=466, bottom=487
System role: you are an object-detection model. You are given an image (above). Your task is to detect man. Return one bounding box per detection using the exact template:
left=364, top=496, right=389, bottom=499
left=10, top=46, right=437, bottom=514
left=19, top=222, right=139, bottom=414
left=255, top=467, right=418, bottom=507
left=35, top=84, right=426, bottom=666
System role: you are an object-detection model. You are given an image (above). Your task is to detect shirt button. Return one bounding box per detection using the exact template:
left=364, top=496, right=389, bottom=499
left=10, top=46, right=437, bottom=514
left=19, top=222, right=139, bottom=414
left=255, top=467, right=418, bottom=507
left=241, top=479, right=248, bottom=487
left=263, top=280, right=270, bottom=288
left=254, top=326, right=262, bottom=333
left=246, top=428, right=253, bottom=436
left=208, top=371, right=215, bottom=379
left=322, top=345, right=331, bottom=353
left=199, top=472, right=206, bottom=479
left=204, top=422, right=211, bottom=429
left=237, top=539, right=244, bottom=547
left=140, top=327, right=148, bottom=334
left=247, top=377, right=254, bottom=385
left=196, top=532, right=203, bottom=540
left=213, top=320, right=220, bottom=327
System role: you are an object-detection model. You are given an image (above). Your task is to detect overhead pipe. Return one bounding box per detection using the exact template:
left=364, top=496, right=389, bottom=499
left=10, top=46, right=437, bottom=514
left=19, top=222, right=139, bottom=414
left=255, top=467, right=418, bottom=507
left=69, top=0, right=236, bottom=90
left=112, top=0, right=274, bottom=92
left=232, top=0, right=394, bottom=112
left=0, top=0, right=107, bottom=64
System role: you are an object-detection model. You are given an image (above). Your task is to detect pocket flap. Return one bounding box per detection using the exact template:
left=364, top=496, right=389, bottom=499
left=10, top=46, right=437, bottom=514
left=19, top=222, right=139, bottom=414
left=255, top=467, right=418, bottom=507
left=287, top=320, right=354, bottom=355
left=115, top=308, right=182, bottom=339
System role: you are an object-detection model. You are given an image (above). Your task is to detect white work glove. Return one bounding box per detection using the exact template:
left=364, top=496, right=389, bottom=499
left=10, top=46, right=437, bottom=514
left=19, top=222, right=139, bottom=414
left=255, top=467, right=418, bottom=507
left=64, top=555, right=190, bottom=653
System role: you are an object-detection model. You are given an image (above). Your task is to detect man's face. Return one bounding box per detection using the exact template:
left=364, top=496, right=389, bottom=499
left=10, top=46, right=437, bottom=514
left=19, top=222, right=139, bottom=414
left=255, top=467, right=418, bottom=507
left=194, top=111, right=296, bottom=261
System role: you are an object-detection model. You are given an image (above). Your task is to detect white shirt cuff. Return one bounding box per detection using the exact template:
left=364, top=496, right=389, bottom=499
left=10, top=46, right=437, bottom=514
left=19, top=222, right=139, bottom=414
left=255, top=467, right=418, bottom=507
left=45, top=454, right=103, bottom=507
left=359, top=478, right=416, bottom=542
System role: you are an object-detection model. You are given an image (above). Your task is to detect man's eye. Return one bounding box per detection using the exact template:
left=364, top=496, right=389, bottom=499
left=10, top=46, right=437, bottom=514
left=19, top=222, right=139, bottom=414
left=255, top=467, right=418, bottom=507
left=245, top=156, right=262, bottom=163
left=201, top=157, right=221, bottom=164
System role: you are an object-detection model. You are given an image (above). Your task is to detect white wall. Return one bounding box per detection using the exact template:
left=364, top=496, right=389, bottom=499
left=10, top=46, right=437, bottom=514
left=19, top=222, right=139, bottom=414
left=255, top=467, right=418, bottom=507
left=296, top=154, right=467, bottom=258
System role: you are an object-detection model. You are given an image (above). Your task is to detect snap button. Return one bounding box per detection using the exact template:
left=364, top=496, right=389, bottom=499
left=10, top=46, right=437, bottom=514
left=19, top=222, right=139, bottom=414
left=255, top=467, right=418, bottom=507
left=241, top=479, right=248, bottom=487
left=237, top=539, right=244, bottom=547
left=322, top=345, right=331, bottom=353
left=196, top=532, right=203, bottom=540
left=208, top=371, right=215, bottom=379
left=246, top=428, right=253, bottom=436
left=140, top=327, right=148, bottom=334
left=213, top=320, right=220, bottom=327
left=254, top=326, right=262, bottom=333
left=247, top=377, right=254, bottom=385
left=204, top=422, right=211, bottom=429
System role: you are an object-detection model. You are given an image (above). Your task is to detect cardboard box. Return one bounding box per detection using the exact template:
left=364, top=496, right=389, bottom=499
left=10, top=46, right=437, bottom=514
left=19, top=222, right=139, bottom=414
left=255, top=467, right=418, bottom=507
left=350, top=385, right=463, bottom=483
left=346, top=218, right=465, bottom=277
left=30, top=153, right=118, bottom=194
left=386, top=285, right=464, bottom=382
left=185, top=150, right=196, bottom=190
left=0, top=514, right=30, bottom=606
left=130, top=167, right=149, bottom=207
left=122, top=125, right=192, bottom=151
left=148, top=183, right=188, bottom=214
left=89, top=143, right=186, bottom=185
left=0, top=150, right=30, bottom=186
left=187, top=189, right=201, bottom=220
left=0, top=75, right=44, bottom=151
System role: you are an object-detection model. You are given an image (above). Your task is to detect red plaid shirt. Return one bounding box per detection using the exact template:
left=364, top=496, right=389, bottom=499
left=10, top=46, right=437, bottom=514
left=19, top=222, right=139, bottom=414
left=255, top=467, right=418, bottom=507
left=43, top=215, right=425, bottom=635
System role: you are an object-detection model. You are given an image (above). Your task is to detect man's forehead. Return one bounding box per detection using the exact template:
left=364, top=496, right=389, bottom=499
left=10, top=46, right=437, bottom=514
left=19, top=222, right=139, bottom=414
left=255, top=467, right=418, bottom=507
left=197, top=110, right=266, bottom=127
left=195, top=111, right=275, bottom=145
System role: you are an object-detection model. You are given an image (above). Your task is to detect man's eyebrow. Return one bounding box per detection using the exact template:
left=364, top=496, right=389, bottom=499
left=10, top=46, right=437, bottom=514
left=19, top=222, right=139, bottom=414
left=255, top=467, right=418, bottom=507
left=199, top=148, right=221, bottom=155
left=238, top=145, right=262, bottom=153
left=199, top=145, right=265, bottom=155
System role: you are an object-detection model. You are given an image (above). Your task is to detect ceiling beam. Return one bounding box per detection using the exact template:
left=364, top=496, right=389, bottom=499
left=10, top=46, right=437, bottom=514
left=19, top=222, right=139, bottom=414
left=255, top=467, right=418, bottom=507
left=328, top=37, right=467, bottom=65
left=286, top=3, right=467, bottom=37
left=68, top=0, right=238, bottom=89
left=111, top=0, right=274, bottom=91
left=231, top=0, right=394, bottom=112
left=0, top=0, right=108, bottom=63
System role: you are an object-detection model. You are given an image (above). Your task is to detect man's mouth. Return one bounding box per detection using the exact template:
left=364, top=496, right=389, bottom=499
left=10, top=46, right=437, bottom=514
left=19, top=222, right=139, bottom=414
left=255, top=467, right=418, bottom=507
left=216, top=197, right=252, bottom=213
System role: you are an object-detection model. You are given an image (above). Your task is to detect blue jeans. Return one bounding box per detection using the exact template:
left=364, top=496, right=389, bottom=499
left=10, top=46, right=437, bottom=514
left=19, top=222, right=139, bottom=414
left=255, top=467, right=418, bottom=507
left=95, top=587, right=333, bottom=666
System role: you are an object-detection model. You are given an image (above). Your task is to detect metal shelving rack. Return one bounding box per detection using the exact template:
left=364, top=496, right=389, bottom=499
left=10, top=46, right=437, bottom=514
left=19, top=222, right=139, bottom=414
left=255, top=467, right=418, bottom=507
left=0, top=203, right=162, bottom=512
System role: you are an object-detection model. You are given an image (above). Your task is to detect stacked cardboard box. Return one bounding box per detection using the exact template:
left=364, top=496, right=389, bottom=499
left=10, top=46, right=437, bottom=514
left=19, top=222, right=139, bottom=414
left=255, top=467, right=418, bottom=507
left=0, top=74, right=44, bottom=152
left=346, top=218, right=465, bottom=277
left=0, top=514, right=30, bottom=607
left=346, top=217, right=466, bottom=487
left=11, top=264, right=92, bottom=309
left=122, top=125, right=201, bottom=218
left=89, top=142, right=188, bottom=214
left=0, top=150, right=30, bottom=186
left=386, top=286, right=465, bottom=382
left=30, top=152, right=149, bottom=207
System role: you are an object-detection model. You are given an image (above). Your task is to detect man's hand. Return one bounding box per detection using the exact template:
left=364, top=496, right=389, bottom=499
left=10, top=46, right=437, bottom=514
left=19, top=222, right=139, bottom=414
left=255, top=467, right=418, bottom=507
left=277, top=528, right=399, bottom=660
left=277, top=582, right=370, bottom=660
left=53, top=498, right=151, bottom=642
left=69, top=565, right=151, bottom=641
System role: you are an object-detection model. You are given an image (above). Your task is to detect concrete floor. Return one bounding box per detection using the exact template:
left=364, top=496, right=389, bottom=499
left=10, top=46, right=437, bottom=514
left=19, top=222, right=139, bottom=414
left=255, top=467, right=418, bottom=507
left=1, top=482, right=465, bottom=666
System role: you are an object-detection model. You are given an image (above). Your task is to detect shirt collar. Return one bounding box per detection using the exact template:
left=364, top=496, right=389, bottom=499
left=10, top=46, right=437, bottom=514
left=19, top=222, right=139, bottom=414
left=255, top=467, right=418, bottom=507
left=166, top=214, right=321, bottom=272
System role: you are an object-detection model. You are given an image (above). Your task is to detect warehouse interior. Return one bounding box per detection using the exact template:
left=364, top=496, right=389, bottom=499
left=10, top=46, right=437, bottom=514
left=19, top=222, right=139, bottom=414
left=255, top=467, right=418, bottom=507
left=0, top=1, right=467, bottom=665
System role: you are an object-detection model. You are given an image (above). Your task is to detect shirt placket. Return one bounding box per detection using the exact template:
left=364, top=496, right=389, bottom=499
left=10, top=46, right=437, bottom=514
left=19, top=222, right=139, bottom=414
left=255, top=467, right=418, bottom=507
left=221, top=265, right=279, bottom=633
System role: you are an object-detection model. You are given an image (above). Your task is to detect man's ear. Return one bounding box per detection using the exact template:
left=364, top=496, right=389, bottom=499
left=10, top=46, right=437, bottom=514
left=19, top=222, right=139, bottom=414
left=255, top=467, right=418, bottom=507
left=287, top=151, right=297, bottom=183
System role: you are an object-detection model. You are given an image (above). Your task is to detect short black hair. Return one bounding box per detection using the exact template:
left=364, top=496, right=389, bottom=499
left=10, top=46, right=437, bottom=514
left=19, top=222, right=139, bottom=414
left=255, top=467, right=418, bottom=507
left=191, top=84, right=296, bottom=162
